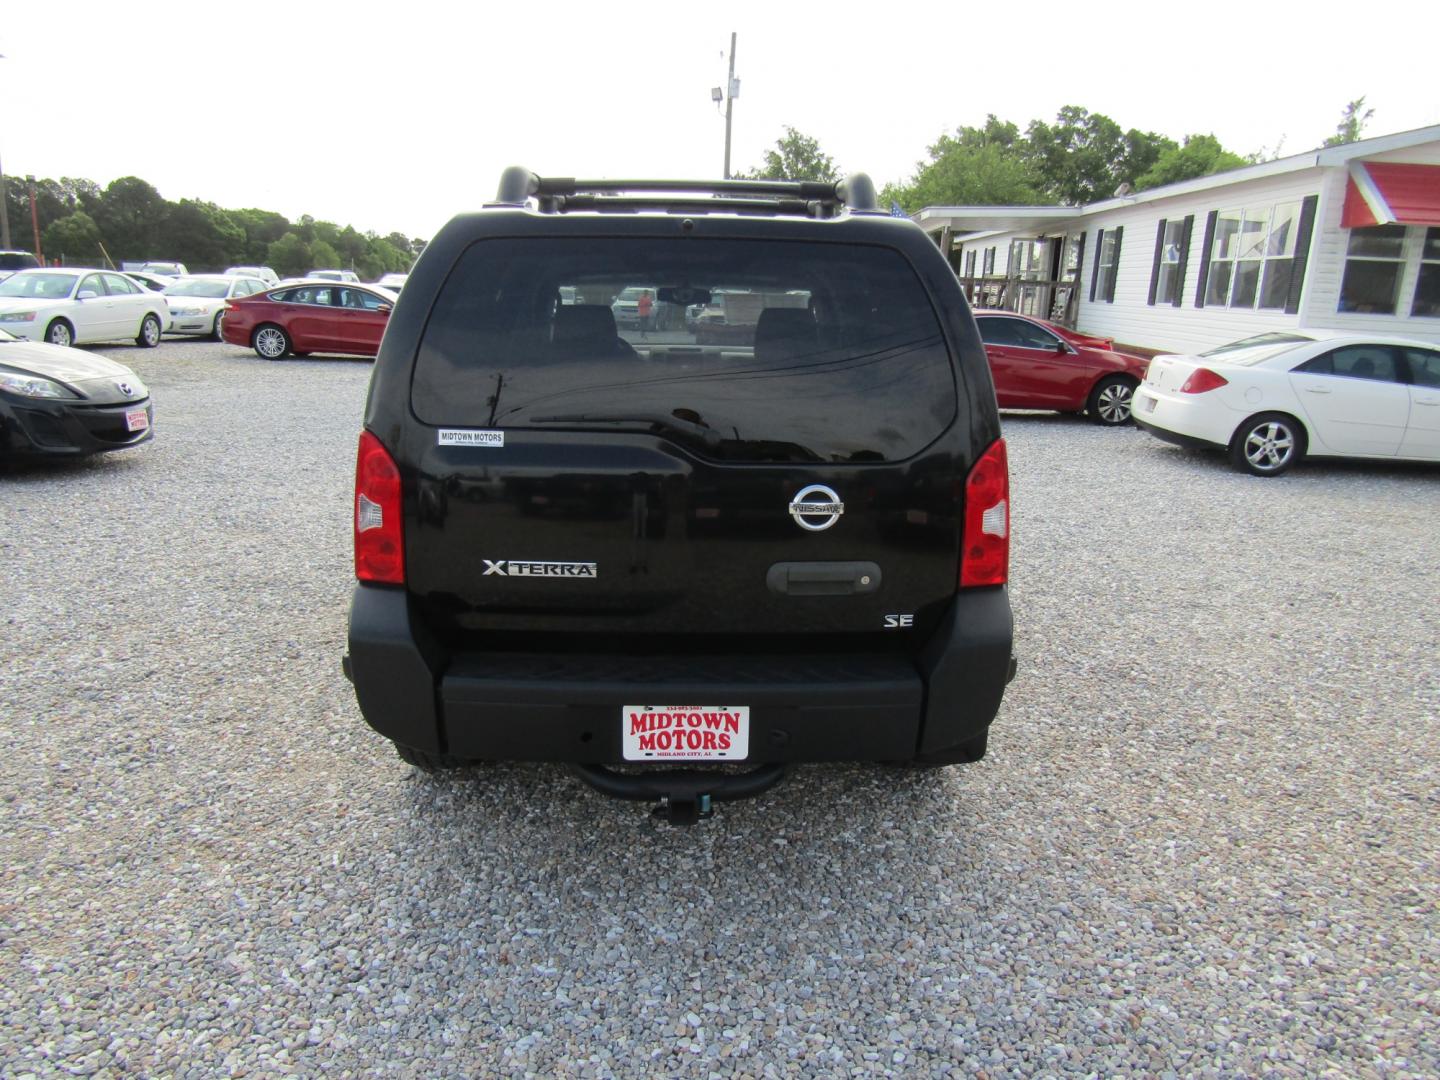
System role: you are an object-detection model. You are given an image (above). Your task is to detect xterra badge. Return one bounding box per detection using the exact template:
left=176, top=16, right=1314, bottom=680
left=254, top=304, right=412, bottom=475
left=483, top=560, right=597, bottom=578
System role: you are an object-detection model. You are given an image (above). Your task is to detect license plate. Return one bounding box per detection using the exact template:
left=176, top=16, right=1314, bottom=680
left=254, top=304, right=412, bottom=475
left=1142, top=395, right=1157, bottom=413
left=125, top=407, right=149, bottom=432
left=622, top=704, right=750, bottom=761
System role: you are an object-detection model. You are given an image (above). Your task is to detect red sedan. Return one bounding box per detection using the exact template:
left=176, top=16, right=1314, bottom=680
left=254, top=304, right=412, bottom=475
left=222, top=281, right=395, bottom=359
left=974, top=312, right=1151, bottom=425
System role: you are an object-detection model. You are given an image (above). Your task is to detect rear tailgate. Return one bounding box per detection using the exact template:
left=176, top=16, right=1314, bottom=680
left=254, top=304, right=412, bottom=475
left=403, top=234, right=967, bottom=639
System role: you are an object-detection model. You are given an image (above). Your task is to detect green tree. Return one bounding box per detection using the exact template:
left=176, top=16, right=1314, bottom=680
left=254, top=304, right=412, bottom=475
left=883, top=118, right=1045, bottom=212
left=1323, top=97, right=1374, bottom=147
left=265, top=232, right=311, bottom=278
left=159, top=200, right=246, bottom=270
left=743, top=126, right=840, bottom=183
left=1135, top=134, right=1249, bottom=191
left=94, top=177, right=169, bottom=261
left=42, top=211, right=103, bottom=263
left=309, top=238, right=342, bottom=271
left=231, top=208, right=292, bottom=264
left=1022, top=106, right=1176, bottom=205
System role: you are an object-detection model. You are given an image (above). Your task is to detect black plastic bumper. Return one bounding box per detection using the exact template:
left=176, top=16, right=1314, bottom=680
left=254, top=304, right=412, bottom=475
left=0, top=397, right=154, bottom=457
left=1134, top=415, right=1224, bottom=452
left=345, top=584, right=1014, bottom=764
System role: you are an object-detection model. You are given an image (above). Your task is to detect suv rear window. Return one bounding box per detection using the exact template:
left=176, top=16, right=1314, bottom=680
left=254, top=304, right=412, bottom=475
left=411, top=237, right=957, bottom=463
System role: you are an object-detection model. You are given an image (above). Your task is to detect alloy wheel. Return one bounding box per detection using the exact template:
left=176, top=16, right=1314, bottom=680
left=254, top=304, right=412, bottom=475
left=1096, top=382, right=1133, bottom=424
left=48, top=322, right=72, bottom=348
left=255, top=327, right=287, bottom=359
left=1243, top=422, right=1295, bottom=471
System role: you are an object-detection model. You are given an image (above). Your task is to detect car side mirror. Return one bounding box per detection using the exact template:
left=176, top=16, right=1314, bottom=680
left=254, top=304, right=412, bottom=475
left=77, top=289, right=99, bottom=300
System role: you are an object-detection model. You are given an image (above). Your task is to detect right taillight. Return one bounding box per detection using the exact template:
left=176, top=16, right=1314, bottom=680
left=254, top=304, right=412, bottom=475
left=960, top=438, right=1009, bottom=589
left=354, top=430, right=404, bottom=584
left=1179, top=367, right=1229, bottom=394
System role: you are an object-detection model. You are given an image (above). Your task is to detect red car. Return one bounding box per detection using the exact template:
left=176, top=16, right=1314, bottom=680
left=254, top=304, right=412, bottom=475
left=974, top=311, right=1151, bottom=425
left=222, top=281, right=395, bottom=359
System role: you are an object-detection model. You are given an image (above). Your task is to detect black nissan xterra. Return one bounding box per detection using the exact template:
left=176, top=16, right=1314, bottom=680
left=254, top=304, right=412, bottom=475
left=344, top=169, right=1015, bottom=823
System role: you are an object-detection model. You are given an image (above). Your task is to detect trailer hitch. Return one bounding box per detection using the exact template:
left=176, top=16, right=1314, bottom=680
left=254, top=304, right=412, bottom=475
left=569, top=763, right=789, bottom=826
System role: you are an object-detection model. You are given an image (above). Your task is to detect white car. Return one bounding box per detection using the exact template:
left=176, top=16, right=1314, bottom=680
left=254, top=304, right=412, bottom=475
left=375, top=272, right=408, bottom=293
left=1133, top=331, right=1440, bottom=476
left=121, top=270, right=174, bottom=294
left=224, top=265, right=280, bottom=287
left=162, top=274, right=270, bottom=339
left=0, top=268, right=169, bottom=349
left=307, top=268, right=359, bottom=283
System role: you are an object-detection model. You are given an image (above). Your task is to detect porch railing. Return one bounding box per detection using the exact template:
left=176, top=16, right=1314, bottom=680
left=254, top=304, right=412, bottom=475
left=956, top=275, right=1081, bottom=328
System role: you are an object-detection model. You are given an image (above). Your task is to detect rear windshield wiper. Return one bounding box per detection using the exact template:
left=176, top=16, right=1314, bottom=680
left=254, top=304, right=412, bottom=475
left=527, top=413, right=723, bottom=449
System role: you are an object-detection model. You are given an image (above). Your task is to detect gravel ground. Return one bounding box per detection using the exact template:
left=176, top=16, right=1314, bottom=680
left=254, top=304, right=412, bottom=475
left=1, top=339, right=1436, bottom=1078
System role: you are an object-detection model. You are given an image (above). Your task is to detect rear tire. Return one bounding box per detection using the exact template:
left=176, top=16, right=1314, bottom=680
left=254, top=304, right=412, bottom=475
left=1228, top=412, right=1305, bottom=476
left=136, top=313, right=162, bottom=348
left=394, top=742, right=476, bottom=772
left=211, top=311, right=225, bottom=342
left=1087, top=375, right=1136, bottom=426
left=253, top=324, right=290, bottom=360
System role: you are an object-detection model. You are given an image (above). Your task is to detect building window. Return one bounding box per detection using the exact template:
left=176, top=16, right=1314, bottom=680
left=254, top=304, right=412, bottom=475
left=1338, top=225, right=1406, bottom=314
left=1153, top=219, right=1186, bottom=304
left=1093, top=229, right=1120, bottom=302
left=983, top=247, right=995, bottom=275
left=1412, top=227, right=1440, bottom=318
left=1204, top=203, right=1299, bottom=309
left=964, top=250, right=977, bottom=277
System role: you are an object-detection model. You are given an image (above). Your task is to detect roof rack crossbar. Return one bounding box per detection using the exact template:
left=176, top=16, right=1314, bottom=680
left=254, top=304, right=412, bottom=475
left=492, top=169, right=882, bottom=214
left=548, top=194, right=829, bottom=217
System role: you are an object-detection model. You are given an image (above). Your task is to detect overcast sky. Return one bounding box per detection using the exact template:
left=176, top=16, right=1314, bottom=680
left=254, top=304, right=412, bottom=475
left=3, top=1, right=1437, bottom=241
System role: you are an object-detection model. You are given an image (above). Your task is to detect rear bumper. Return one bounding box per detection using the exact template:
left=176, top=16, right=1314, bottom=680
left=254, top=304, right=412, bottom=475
left=345, top=584, right=1014, bottom=764
left=1132, top=387, right=1235, bottom=449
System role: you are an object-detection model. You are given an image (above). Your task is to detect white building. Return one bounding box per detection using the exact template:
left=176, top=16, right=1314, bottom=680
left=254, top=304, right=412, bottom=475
left=912, top=124, right=1440, bottom=353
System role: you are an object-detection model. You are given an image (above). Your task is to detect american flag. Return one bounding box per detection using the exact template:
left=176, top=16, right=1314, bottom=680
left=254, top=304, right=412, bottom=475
left=889, top=201, right=909, bottom=219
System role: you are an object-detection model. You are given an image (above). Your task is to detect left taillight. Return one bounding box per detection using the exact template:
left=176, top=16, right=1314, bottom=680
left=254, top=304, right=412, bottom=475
left=354, top=430, right=404, bottom=584
left=960, top=438, right=1009, bottom=589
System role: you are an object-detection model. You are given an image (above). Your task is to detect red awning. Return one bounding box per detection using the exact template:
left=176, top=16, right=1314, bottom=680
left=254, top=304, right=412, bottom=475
left=1341, top=162, right=1440, bottom=228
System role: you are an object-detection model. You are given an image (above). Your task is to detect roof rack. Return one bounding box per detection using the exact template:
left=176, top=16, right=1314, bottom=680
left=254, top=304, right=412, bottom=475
left=489, top=168, right=881, bottom=219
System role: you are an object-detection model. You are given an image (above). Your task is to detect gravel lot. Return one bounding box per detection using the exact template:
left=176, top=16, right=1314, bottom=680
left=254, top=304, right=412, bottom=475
left=2, top=339, right=1437, bottom=1078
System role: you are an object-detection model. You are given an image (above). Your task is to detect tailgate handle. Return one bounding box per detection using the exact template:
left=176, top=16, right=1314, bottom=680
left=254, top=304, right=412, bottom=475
left=766, top=561, right=881, bottom=597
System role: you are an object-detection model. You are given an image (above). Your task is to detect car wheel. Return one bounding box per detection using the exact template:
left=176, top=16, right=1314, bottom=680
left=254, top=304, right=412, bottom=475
left=393, top=742, right=477, bottom=772
left=136, top=313, right=162, bottom=348
left=211, top=311, right=225, bottom=342
left=45, top=319, right=75, bottom=348
left=1087, top=375, right=1137, bottom=426
left=253, top=324, right=291, bottom=360
left=1229, top=413, right=1305, bottom=477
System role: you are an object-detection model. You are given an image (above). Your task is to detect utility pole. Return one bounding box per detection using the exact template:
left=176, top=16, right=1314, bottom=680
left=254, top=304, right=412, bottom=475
left=722, top=33, right=737, bottom=180
left=27, top=175, right=41, bottom=261
left=0, top=150, right=11, bottom=250
left=0, top=52, right=10, bottom=249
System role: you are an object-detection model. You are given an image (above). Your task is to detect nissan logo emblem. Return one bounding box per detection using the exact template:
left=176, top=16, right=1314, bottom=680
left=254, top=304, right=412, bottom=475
left=789, top=484, right=844, bottom=531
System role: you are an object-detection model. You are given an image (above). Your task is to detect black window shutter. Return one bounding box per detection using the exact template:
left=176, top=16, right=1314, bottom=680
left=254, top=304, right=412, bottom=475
left=1089, top=229, right=1104, bottom=302
left=1284, top=195, right=1320, bottom=315
left=1106, top=226, right=1123, bottom=303
left=1147, top=219, right=1167, bottom=306
left=1173, top=215, right=1194, bottom=308
left=1195, top=211, right=1218, bottom=308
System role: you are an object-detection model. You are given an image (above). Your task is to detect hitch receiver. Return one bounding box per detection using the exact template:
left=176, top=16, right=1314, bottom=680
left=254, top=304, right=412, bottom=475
left=569, top=763, right=789, bottom=826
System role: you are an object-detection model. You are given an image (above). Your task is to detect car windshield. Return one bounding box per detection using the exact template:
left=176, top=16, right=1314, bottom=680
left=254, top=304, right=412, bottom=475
left=0, top=273, right=77, bottom=299
left=164, top=279, right=231, bottom=298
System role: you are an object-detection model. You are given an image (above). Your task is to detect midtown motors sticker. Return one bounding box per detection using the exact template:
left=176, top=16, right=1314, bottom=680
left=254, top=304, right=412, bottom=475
left=438, top=428, right=505, bottom=447
left=622, top=705, right=750, bottom=761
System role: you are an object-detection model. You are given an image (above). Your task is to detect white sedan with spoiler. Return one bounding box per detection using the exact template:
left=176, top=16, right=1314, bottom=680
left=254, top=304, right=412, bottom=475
left=1133, top=332, right=1440, bottom=476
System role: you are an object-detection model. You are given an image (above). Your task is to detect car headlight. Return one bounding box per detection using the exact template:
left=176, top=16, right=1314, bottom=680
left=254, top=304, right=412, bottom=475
left=0, top=370, right=80, bottom=399
left=0, top=312, right=37, bottom=323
